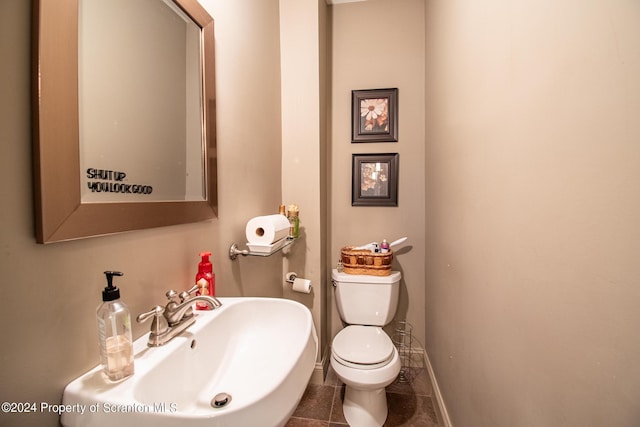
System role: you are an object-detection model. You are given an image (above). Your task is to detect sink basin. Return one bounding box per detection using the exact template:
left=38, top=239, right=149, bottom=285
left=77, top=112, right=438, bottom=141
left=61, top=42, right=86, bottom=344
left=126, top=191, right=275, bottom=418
left=62, top=297, right=318, bottom=427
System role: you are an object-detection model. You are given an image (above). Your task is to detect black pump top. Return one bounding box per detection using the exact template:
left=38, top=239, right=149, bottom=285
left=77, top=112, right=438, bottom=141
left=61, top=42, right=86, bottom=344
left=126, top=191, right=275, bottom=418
left=102, top=271, right=124, bottom=302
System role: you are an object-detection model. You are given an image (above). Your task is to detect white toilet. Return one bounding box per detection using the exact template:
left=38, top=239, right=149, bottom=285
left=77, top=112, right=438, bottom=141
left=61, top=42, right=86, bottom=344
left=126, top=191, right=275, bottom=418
left=330, top=269, right=402, bottom=427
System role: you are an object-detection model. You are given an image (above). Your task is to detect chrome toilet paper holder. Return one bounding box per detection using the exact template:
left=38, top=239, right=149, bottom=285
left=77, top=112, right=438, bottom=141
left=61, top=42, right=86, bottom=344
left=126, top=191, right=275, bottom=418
left=285, top=272, right=312, bottom=294
left=285, top=272, right=297, bottom=283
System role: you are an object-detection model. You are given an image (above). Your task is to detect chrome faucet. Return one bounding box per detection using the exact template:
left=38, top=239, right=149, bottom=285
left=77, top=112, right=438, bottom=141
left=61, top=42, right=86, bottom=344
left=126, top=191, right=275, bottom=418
left=137, top=285, right=222, bottom=347
left=165, top=294, right=222, bottom=325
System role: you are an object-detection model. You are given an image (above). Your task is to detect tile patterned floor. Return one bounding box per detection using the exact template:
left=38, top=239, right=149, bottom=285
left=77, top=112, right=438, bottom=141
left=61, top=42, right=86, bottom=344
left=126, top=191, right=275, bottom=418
left=286, top=364, right=442, bottom=427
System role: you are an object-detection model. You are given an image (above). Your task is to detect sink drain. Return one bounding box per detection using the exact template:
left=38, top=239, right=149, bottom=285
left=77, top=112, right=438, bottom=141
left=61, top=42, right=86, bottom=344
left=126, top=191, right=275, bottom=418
left=211, top=393, right=232, bottom=408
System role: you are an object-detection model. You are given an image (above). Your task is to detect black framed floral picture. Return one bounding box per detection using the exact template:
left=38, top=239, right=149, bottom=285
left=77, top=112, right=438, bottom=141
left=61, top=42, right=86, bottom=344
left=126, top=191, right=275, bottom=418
left=351, top=88, right=398, bottom=143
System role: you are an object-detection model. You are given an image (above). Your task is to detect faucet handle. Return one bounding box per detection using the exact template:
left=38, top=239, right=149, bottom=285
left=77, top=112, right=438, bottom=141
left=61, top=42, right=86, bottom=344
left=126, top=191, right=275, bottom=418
left=136, top=305, right=165, bottom=323
left=165, top=289, right=179, bottom=302
left=179, top=284, right=200, bottom=302
left=136, top=305, right=169, bottom=343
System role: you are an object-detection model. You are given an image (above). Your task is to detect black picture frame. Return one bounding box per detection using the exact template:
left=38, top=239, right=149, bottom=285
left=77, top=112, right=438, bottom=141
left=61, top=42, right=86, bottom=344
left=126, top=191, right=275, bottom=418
left=351, top=88, right=398, bottom=143
left=352, top=153, right=399, bottom=206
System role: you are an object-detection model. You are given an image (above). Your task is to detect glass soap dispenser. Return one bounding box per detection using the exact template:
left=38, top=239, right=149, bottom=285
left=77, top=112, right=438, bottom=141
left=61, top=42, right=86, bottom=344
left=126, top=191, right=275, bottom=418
left=96, top=271, right=134, bottom=381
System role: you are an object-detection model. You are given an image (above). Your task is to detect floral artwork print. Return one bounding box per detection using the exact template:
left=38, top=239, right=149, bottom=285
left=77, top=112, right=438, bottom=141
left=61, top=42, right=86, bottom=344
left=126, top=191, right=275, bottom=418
left=360, top=98, right=389, bottom=133
left=360, top=162, right=389, bottom=197
left=352, top=88, right=397, bottom=142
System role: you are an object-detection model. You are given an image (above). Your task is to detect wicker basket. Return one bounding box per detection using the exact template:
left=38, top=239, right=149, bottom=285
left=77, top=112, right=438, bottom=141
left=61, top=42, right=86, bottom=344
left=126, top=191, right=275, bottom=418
left=340, top=246, right=393, bottom=276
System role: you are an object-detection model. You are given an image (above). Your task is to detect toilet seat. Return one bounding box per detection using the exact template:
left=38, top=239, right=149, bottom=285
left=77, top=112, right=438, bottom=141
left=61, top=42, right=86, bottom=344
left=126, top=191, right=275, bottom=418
left=332, top=325, right=395, bottom=370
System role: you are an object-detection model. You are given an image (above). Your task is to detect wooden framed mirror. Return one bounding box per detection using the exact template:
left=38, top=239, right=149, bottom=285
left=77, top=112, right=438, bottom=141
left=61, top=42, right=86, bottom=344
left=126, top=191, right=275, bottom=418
left=32, top=0, right=217, bottom=243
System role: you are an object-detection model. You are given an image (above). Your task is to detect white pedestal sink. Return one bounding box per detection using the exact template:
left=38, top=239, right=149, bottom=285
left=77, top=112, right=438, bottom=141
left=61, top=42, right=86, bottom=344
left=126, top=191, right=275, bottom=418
left=62, top=297, right=318, bottom=427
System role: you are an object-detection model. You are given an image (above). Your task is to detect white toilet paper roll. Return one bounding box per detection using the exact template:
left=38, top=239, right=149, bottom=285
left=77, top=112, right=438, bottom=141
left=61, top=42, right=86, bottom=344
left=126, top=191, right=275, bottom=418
left=245, top=214, right=291, bottom=244
left=292, top=278, right=312, bottom=294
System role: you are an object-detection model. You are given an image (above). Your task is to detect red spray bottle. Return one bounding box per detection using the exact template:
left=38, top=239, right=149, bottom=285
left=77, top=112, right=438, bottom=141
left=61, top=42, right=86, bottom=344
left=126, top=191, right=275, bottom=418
left=195, top=252, right=215, bottom=310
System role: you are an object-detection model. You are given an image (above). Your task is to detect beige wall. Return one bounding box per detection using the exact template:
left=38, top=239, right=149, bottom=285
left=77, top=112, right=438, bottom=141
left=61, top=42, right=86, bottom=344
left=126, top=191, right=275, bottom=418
left=424, top=0, right=640, bottom=425
left=0, top=0, right=284, bottom=425
left=4, top=0, right=639, bottom=425
left=328, top=0, right=427, bottom=351
left=280, top=0, right=330, bottom=365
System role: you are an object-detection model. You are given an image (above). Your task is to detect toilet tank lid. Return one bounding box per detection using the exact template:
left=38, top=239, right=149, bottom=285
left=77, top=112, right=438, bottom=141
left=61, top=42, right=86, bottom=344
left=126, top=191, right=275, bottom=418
left=332, top=269, right=401, bottom=283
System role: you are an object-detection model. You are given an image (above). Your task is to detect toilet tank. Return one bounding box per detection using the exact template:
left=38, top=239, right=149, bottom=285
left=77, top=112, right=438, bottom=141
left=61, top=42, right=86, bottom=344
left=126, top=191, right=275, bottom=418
left=332, top=269, right=401, bottom=326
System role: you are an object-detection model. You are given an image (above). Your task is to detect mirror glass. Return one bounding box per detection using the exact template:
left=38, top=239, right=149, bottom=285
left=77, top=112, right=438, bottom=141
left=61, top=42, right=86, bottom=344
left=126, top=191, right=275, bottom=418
left=33, top=0, right=217, bottom=243
left=79, top=0, right=205, bottom=202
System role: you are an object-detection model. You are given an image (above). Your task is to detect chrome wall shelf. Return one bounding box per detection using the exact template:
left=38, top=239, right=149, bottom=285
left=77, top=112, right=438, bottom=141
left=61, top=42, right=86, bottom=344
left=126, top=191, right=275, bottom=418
left=228, top=238, right=296, bottom=260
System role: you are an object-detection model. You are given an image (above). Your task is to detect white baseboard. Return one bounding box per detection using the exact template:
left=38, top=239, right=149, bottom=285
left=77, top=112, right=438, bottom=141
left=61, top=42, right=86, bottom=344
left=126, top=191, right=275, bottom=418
left=423, top=350, right=453, bottom=427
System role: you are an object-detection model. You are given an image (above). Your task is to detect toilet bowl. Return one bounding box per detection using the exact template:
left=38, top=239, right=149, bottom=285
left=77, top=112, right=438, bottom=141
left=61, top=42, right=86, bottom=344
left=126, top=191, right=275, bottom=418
left=330, top=326, right=401, bottom=426
left=330, top=269, right=402, bottom=427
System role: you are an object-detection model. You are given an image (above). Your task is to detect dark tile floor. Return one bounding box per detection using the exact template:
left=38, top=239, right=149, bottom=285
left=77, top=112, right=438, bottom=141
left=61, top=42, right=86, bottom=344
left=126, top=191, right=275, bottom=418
left=286, top=364, right=441, bottom=427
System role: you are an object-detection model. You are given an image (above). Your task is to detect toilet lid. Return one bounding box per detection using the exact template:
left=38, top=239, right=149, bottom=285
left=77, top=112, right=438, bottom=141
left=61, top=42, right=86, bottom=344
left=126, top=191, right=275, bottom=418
left=332, top=326, right=394, bottom=369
